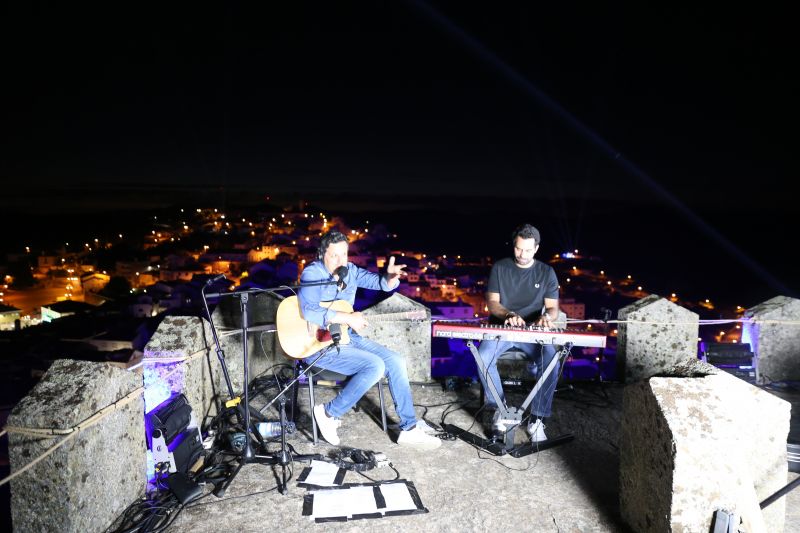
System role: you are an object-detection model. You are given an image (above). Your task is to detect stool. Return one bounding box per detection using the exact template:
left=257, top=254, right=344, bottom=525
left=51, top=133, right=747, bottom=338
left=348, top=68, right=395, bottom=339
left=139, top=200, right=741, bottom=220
left=293, top=360, right=388, bottom=445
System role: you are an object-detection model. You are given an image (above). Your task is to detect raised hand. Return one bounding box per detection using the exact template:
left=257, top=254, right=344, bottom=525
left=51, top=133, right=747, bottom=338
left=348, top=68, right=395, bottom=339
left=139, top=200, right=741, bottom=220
left=386, top=256, right=407, bottom=284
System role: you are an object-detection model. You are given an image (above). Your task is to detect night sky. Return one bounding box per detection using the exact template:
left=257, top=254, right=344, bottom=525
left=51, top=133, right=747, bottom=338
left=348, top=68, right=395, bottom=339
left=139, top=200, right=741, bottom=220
left=3, top=2, right=798, bottom=303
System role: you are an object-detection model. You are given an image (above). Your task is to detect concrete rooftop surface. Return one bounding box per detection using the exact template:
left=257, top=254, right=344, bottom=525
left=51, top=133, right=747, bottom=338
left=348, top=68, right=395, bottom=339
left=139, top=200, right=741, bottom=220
left=163, top=380, right=800, bottom=533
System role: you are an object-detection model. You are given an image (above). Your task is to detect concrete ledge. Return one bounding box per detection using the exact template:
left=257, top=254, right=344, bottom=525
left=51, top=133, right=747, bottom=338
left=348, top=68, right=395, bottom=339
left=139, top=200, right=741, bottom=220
left=744, top=295, right=800, bottom=383
left=8, top=359, right=145, bottom=533
left=362, top=293, right=432, bottom=383
left=620, top=359, right=790, bottom=532
left=617, top=295, right=699, bottom=383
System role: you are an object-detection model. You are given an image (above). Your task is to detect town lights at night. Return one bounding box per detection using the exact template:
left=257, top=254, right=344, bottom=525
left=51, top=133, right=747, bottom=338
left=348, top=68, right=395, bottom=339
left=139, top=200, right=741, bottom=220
left=0, top=192, right=773, bottom=453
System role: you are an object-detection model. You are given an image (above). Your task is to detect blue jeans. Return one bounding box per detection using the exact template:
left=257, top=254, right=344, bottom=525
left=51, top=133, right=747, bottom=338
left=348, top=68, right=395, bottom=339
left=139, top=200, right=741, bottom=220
left=305, top=332, right=417, bottom=431
left=476, top=339, right=558, bottom=418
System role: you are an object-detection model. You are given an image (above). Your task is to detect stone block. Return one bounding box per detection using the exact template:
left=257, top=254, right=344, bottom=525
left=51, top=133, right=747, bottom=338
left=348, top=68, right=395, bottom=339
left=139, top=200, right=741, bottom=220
left=8, top=359, right=145, bottom=533
left=362, top=293, right=432, bottom=383
left=617, top=295, right=699, bottom=383
left=620, top=359, right=790, bottom=532
left=743, top=295, right=800, bottom=383
left=142, top=315, right=223, bottom=417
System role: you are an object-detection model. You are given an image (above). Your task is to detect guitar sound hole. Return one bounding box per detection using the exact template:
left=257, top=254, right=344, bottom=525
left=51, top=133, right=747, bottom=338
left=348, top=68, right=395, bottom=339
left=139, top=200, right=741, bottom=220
left=317, top=329, right=332, bottom=342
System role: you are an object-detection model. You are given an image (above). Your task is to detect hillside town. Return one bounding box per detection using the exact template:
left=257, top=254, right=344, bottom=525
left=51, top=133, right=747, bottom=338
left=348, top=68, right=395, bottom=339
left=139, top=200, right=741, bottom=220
left=0, top=201, right=748, bottom=401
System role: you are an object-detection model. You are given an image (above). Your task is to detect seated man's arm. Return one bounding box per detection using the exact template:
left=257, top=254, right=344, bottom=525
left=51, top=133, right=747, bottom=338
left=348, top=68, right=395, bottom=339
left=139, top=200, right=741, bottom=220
left=537, top=298, right=559, bottom=328
left=487, top=292, right=525, bottom=327
left=536, top=267, right=561, bottom=328
left=297, top=280, right=335, bottom=328
left=354, top=259, right=403, bottom=292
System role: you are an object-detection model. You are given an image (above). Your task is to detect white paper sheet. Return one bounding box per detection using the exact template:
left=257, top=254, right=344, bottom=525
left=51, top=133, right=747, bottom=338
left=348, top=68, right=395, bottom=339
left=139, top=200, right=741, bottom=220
left=379, top=482, right=418, bottom=512
left=302, top=460, right=342, bottom=487
left=310, top=485, right=378, bottom=518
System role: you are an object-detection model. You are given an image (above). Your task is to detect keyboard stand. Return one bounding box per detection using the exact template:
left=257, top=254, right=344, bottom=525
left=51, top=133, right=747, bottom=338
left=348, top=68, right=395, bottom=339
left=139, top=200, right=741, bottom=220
left=445, top=340, right=574, bottom=457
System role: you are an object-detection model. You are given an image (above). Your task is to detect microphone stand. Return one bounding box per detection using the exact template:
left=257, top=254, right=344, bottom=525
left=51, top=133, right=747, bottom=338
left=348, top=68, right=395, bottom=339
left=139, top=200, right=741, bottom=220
left=201, top=276, right=341, bottom=496
left=201, top=278, right=240, bottom=412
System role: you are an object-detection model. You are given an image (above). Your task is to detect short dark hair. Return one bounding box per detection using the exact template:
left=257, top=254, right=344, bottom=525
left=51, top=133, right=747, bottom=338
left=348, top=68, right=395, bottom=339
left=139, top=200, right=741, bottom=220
left=318, top=230, right=348, bottom=260
left=511, top=224, right=541, bottom=245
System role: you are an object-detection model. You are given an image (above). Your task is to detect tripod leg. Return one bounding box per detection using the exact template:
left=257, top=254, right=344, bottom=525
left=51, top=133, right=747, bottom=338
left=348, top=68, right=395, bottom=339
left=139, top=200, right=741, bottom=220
left=213, top=458, right=244, bottom=498
left=279, top=397, right=290, bottom=495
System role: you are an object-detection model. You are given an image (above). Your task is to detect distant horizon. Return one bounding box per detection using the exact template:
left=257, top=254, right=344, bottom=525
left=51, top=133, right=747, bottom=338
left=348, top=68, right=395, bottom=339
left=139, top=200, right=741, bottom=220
left=1, top=193, right=796, bottom=313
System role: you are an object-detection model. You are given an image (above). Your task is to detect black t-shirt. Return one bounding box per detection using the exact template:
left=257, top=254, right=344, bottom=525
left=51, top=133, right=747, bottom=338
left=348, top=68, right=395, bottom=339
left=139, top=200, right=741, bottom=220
left=487, top=257, right=559, bottom=324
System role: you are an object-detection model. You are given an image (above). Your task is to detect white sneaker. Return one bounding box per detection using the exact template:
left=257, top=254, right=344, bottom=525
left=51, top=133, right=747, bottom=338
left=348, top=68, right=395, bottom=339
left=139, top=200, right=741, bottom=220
left=313, top=404, right=341, bottom=446
left=415, top=419, right=439, bottom=435
left=397, top=426, right=442, bottom=450
left=527, top=419, right=547, bottom=443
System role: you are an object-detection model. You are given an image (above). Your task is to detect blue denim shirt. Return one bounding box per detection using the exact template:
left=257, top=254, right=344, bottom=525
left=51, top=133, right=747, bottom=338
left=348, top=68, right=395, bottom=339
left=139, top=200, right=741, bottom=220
left=298, top=260, right=397, bottom=326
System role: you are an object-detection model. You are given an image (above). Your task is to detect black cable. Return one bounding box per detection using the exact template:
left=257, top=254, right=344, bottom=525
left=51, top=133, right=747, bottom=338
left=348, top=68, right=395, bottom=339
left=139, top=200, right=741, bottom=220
left=250, top=363, right=294, bottom=387
left=185, top=485, right=281, bottom=508
left=413, top=399, right=466, bottom=440
left=556, top=381, right=615, bottom=409
left=474, top=446, right=535, bottom=472
left=355, top=463, right=401, bottom=483
left=439, top=397, right=482, bottom=439
left=105, top=491, right=183, bottom=533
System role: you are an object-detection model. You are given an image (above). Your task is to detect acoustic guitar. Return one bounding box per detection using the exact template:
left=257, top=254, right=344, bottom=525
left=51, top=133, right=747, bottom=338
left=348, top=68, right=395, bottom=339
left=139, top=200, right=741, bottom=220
left=276, top=295, right=428, bottom=359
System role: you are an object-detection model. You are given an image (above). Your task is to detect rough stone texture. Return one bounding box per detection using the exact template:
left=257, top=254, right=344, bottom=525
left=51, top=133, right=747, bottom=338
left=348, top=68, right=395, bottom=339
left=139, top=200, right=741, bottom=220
left=617, top=295, right=699, bottom=383
left=211, top=291, right=284, bottom=394
left=620, top=363, right=790, bottom=533
left=8, top=359, right=145, bottom=533
left=743, top=295, right=800, bottom=383
left=142, top=315, right=224, bottom=418
left=362, top=293, right=432, bottom=383
left=168, top=382, right=628, bottom=532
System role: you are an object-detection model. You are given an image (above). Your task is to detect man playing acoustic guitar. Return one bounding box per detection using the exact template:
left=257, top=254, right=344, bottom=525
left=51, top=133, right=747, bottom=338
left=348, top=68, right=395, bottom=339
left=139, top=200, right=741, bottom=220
left=296, top=229, right=441, bottom=450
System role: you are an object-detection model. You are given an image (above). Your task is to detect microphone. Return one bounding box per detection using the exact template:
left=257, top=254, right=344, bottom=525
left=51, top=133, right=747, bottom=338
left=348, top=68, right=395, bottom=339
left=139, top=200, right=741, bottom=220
left=329, top=323, right=342, bottom=353
left=329, top=323, right=342, bottom=345
left=205, top=274, right=226, bottom=286
left=333, top=266, right=348, bottom=290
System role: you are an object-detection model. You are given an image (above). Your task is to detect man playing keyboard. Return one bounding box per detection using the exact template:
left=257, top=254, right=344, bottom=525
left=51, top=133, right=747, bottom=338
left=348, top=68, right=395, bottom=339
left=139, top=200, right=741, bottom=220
left=477, top=224, right=560, bottom=442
